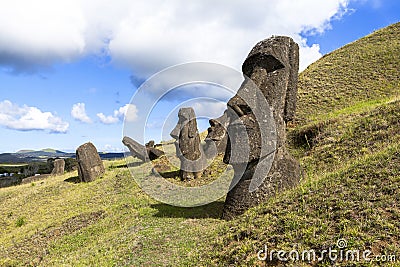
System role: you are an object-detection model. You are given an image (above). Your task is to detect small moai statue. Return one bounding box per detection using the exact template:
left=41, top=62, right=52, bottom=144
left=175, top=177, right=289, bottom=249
left=170, top=107, right=206, bottom=181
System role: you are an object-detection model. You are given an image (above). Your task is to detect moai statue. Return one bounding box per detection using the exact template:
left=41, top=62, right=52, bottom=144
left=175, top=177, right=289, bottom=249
left=51, top=158, right=65, bottom=176
left=170, top=107, right=206, bottom=181
left=76, top=142, right=105, bottom=182
left=123, top=136, right=165, bottom=161
left=222, top=36, right=301, bottom=220
left=203, top=110, right=230, bottom=159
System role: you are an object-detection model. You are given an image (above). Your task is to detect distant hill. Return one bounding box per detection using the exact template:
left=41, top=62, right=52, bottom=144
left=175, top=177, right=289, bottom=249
left=0, top=153, right=27, bottom=163
left=0, top=148, right=124, bottom=163
left=40, top=148, right=63, bottom=153
left=16, top=150, right=35, bottom=153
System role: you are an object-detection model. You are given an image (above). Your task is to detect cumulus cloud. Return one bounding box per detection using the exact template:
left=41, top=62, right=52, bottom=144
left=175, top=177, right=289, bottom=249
left=0, top=0, right=350, bottom=75
left=97, top=104, right=138, bottom=124
left=71, top=103, right=92, bottom=123
left=0, top=100, right=69, bottom=133
left=109, top=0, right=351, bottom=77
left=102, top=144, right=124, bottom=153
left=192, top=101, right=227, bottom=119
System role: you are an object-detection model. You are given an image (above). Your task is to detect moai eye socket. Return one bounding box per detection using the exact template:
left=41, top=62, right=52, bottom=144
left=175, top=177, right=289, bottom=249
left=243, top=54, right=285, bottom=77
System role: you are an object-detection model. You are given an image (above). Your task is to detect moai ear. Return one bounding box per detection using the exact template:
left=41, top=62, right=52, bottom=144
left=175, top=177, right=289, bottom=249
left=284, top=39, right=299, bottom=122
left=188, top=111, right=197, bottom=138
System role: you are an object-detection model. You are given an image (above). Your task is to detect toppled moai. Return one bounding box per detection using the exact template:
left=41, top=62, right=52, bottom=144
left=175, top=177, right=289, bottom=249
left=203, top=110, right=230, bottom=159
left=222, top=36, right=301, bottom=220
left=51, top=158, right=65, bottom=176
left=122, top=136, right=164, bottom=161
left=170, top=107, right=206, bottom=181
left=76, top=142, right=105, bottom=182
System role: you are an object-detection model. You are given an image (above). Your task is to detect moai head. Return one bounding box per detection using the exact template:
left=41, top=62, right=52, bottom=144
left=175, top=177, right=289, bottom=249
left=204, top=110, right=230, bottom=158
left=224, top=36, right=299, bottom=166
left=170, top=107, right=205, bottom=180
left=241, top=36, right=299, bottom=122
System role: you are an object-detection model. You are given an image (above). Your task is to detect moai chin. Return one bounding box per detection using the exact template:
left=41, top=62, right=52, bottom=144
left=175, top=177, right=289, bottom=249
left=170, top=107, right=206, bottom=181
left=222, top=36, right=301, bottom=220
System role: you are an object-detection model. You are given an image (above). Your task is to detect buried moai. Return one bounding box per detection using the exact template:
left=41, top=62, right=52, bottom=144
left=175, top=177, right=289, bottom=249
left=76, top=142, right=105, bottom=182
left=203, top=110, right=230, bottom=159
left=170, top=107, right=206, bottom=181
left=222, top=36, right=301, bottom=220
left=51, top=158, right=65, bottom=176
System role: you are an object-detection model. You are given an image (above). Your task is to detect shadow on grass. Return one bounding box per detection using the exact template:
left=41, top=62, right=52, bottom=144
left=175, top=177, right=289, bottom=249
left=126, top=161, right=144, bottom=168
left=151, top=201, right=224, bottom=219
left=64, top=176, right=81, bottom=184
left=157, top=170, right=180, bottom=179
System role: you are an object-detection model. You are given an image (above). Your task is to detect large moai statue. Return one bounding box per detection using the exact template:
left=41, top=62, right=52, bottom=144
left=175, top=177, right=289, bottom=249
left=170, top=107, right=206, bottom=181
left=222, top=36, right=301, bottom=220
left=203, top=110, right=230, bottom=159
left=76, top=142, right=105, bottom=183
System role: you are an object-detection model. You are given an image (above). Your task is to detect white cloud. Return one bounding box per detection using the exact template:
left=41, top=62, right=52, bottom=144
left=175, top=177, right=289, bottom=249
left=97, top=104, right=138, bottom=124
left=0, top=100, right=69, bottom=133
left=102, top=144, right=124, bottom=153
left=71, top=103, right=92, bottom=123
left=0, top=0, right=350, bottom=74
left=192, top=101, right=226, bottom=119
left=96, top=113, right=119, bottom=124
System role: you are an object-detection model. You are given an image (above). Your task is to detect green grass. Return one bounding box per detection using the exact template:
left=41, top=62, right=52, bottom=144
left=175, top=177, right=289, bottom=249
left=296, top=22, right=400, bottom=124
left=203, top=144, right=400, bottom=266
left=0, top=22, right=399, bottom=266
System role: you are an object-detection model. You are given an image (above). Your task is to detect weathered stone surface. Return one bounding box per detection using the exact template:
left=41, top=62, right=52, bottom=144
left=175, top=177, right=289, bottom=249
left=170, top=107, right=206, bottom=181
left=76, top=142, right=105, bottom=183
left=222, top=36, right=301, bottom=219
left=122, top=136, right=164, bottom=161
left=51, top=159, right=65, bottom=176
left=204, top=110, right=230, bottom=159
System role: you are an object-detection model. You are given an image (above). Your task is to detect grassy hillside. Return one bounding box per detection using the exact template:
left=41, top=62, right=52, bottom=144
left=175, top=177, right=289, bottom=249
left=296, top=22, right=399, bottom=123
left=0, top=22, right=399, bottom=266
left=203, top=22, right=400, bottom=266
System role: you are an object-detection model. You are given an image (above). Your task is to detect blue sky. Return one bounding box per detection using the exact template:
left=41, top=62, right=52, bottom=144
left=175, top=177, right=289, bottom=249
left=0, top=0, right=399, bottom=153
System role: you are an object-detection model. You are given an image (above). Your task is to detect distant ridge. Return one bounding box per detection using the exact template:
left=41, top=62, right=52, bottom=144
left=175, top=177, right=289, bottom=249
left=1, top=148, right=125, bottom=163
left=16, top=150, right=35, bottom=153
